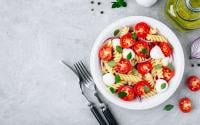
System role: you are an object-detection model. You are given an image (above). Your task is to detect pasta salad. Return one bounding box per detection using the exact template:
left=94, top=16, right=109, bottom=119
left=99, top=22, right=175, bottom=101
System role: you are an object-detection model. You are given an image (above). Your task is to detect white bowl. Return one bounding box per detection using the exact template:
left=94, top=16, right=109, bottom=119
left=90, top=16, right=184, bottom=110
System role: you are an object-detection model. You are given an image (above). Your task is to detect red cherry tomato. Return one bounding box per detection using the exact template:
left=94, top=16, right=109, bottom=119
left=163, top=66, right=174, bottom=81
left=179, top=97, right=192, bottom=113
left=132, top=41, right=150, bottom=58
left=118, top=85, right=135, bottom=101
left=137, top=61, right=152, bottom=75
left=114, top=59, right=132, bottom=74
left=99, top=45, right=113, bottom=61
left=159, top=42, right=172, bottom=57
left=133, top=81, right=151, bottom=96
left=186, top=75, right=200, bottom=92
left=120, top=33, right=135, bottom=48
left=135, top=22, right=150, bottom=39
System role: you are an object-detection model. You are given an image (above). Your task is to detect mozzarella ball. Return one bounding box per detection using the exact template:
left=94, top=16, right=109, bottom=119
left=122, top=48, right=135, bottom=60
left=150, top=45, right=165, bottom=59
left=155, top=79, right=168, bottom=93
left=102, top=73, right=115, bottom=86
left=112, top=38, right=120, bottom=49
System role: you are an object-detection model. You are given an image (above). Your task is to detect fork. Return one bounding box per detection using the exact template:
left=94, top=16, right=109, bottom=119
left=74, top=61, right=119, bottom=125
left=61, top=61, right=107, bottom=125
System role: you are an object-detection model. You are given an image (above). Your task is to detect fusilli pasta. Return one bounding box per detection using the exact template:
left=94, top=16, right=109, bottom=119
left=146, top=34, right=168, bottom=42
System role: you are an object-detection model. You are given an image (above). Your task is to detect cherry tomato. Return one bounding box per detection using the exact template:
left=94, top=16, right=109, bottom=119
left=118, top=85, right=135, bottom=101
left=179, top=97, right=192, bottom=113
left=159, top=42, right=172, bottom=57
left=137, top=61, right=152, bottom=75
left=186, top=75, right=200, bottom=92
left=132, top=41, right=150, bottom=58
left=99, top=45, right=113, bottom=61
left=114, top=59, right=132, bottom=74
left=135, top=22, right=150, bottom=39
left=133, top=81, right=151, bottom=96
left=163, top=66, right=174, bottom=81
left=120, top=33, right=135, bottom=48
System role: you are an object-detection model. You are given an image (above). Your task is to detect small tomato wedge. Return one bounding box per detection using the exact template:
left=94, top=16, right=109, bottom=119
left=120, top=33, right=135, bottom=48
left=117, top=85, right=135, bottom=101
left=132, top=41, right=150, bottom=58
left=114, top=59, right=132, bottom=74
left=159, top=42, right=172, bottom=57
left=179, top=97, right=192, bottom=113
left=99, top=45, right=113, bottom=61
left=163, top=66, right=174, bottom=81
left=133, top=81, right=151, bottom=96
left=135, top=22, right=150, bottom=39
left=186, top=75, right=200, bottom=92
left=137, top=61, right=152, bottom=75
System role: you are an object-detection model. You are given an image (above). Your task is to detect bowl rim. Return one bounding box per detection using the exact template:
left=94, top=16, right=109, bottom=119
left=90, top=16, right=185, bottom=110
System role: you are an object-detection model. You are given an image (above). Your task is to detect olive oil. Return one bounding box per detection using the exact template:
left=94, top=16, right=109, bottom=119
left=164, top=0, right=200, bottom=31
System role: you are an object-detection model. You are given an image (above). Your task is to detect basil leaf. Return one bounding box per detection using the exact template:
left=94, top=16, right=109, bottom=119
left=115, top=75, right=121, bottom=83
left=132, top=32, right=137, bottom=40
left=141, top=48, right=148, bottom=54
left=127, top=52, right=132, bottom=60
left=154, top=64, right=162, bottom=70
left=161, top=83, right=166, bottom=89
left=121, top=2, right=127, bottom=7
left=112, top=2, right=121, bottom=8
left=118, top=91, right=127, bottom=98
left=144, top=85, right=150, bottom=93
left=168, top=63, right=173, bottom=70
left=163, top=104, right=174, bottom=111
left=114, top=29, right=120, bottom=36
left=132, top=68, right=138, bottom=75
left=110, top=87, right=116, bottom=94
left=116, top=46, right=122, bottom=53
left=107, top=61, right=116, bottom=67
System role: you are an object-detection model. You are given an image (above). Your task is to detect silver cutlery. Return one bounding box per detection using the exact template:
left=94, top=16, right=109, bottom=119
left=61, top=61, right=107, bottom=125
left=73, top=61, right=118, bottom=125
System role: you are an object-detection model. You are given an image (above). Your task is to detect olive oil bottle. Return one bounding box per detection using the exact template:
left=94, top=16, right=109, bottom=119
left=164, top=0, right=200, bottom=31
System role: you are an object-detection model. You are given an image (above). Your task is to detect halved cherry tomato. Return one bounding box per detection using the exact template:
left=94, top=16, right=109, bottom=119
left=99, top=45, right=113, bottom=61
left=114, top=59, right=132, bottom=74
left=163, top=66, right=174, bottom=81
left=135, top=22, right=150, bottom=39
left=133, top=81, right=151, bottom=96
left=159, top=42, right=172, bottom=57
left=120, top=33, right=135, bottom=48
left=117, top=85, right=135, bottom=101
left=137, top=61, right=152, bottom=75
left=132, top=41, right=150, bottom=58
left=179, top=97, right=192, bottom=113
left=186, top=75, right=200, bottom=92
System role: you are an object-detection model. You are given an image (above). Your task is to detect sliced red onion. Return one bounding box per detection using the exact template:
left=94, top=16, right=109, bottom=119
left=191, top=37, right=200, bottom=59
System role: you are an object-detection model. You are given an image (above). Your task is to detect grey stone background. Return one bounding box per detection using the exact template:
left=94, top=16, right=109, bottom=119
left=0, top=0, right=199, bottom=125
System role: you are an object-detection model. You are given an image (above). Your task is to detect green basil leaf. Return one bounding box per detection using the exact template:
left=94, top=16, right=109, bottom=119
left=132, top=68, right=138, bottom=75
left=110, top=87, right=116, bottom=94
left=115, top=75, right=121, bottom=83
left=163, top=104, right=174, bottom=111
left=116, top=46, right=122, bottom=53
left=168, top=63, right=173, bottom=70
left=112, top=2, right=121, bottom=8
left=154, top=64, right=162, bottom=70
left=127, top=52, right=132, bottom=60
left=121, top=2, right=127, bottom=7
left=144, top=85, right=150, bottom=93
left=107, top=61, right=116, bottom=67
left=141, top=48, right=148, bottom=54
left=114, top=29, right=120, bottom=36
left=132, top=32, right=137, bottom=40
left=161, top=83, right=166, bottom=89
left=118, top=91, right=127, bottom=98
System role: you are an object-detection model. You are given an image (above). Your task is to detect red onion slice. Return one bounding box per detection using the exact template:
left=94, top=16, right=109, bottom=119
left=191, top=37, right=200, bottom=59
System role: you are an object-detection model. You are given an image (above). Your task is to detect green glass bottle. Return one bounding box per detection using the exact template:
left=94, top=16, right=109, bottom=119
left=164, top=0, right=200, bottom=31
